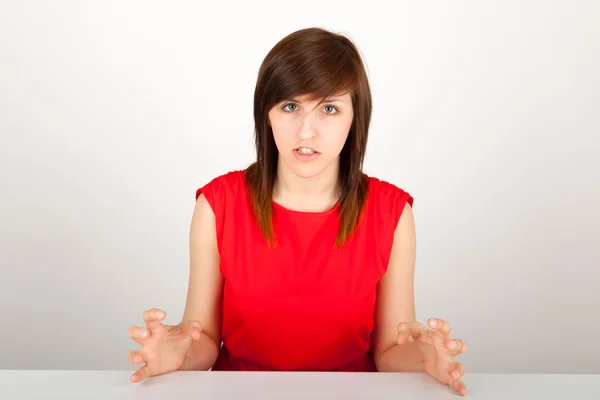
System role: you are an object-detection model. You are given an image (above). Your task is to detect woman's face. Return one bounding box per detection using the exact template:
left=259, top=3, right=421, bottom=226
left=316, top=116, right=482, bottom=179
left=268, top=92, right=354, bottom=179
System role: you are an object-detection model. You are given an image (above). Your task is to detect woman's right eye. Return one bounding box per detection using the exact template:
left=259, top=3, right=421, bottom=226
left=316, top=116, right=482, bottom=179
left=282, top=103, right=297, bottom=112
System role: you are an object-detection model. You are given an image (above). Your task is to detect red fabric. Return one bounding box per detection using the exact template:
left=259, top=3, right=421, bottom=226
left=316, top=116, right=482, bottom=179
left=195, top=169, right=413, bottom=372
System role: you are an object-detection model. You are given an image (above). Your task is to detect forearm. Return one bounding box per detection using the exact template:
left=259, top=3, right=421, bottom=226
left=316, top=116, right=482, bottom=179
left=375, top=340, right=426, bottom=372
left=178, top=332, right=220, bottom=371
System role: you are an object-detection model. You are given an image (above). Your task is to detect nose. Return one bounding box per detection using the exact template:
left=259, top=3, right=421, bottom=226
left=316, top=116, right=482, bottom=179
left=298, top=114, right=316, bottom=140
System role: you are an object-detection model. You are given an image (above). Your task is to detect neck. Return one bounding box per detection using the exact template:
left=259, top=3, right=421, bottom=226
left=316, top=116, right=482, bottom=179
left=273, top=159, right=341, bottom=212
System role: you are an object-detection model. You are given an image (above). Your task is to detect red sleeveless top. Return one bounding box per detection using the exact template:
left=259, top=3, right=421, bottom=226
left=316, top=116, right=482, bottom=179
left=196, top=169, right=413, bottom=372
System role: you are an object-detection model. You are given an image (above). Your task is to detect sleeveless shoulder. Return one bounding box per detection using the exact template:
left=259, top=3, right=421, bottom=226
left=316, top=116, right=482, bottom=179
left=195, top=169, right=246, bottom=205
left=364, top=176, right=414, bottom=273
left=195, top=169, right=246, bottom=253
left=366, top=175, right=414, bottom=227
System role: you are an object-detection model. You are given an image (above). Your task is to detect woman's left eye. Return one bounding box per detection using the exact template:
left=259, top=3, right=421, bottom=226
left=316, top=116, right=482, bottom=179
left=323, top=105, right=338, bottom=114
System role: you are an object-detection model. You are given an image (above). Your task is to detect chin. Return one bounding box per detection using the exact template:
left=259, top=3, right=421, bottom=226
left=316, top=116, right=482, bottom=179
left=290, top=164, right=324, bottom=179
left=285, top=159, right=327, bottom=179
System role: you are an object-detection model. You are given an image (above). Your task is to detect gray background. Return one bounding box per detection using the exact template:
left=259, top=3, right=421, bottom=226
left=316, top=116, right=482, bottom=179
left=1, top=0, right=598, bottom=374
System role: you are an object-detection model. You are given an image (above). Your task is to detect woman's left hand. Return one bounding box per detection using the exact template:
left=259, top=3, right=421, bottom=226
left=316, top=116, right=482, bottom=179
left=397, top=318, right=468, bottom=396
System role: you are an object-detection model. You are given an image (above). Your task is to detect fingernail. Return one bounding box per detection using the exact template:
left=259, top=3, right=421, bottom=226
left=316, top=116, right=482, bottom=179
left=140, top=329, right=147, bottom=336
left=430, top=319, right=437, bottom=326
left=156, top=311, right=163, bottom=318
left=398, top=334, right=404, bottom=342
left=449, top=340, right=456, bottom=348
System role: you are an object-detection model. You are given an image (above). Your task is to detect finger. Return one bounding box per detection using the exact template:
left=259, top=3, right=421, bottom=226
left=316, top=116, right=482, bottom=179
left=130, top=365, right=151, bottom=383
left=128, top=325, right=150, bottom=344
left=128, top=351, right=147, bottom=365
left=449, top=362, right=465, bottom=381
left=143, top=308, right=166, bottom=332
left=446, top=339, right=468, bottom=355
left=450, top=378, right=467, bottom=396
left=397, top=321, right=430, bottom=344
left=428, top=318, right=451, bottom=336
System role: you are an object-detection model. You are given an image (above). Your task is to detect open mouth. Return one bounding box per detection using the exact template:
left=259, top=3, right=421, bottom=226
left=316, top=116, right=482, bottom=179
left=295, top=147, right=319, bottom=155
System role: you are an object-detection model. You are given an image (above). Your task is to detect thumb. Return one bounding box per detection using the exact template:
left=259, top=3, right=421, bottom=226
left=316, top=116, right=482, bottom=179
left=397, top=321, right=430, bottom=344
left=175, top=320, right=203, bottom=340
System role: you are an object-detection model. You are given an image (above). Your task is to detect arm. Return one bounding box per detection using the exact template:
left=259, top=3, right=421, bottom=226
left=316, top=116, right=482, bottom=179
left=372, top=202, right=426, bottom=372
left=178, top=193, right=223, bottom=371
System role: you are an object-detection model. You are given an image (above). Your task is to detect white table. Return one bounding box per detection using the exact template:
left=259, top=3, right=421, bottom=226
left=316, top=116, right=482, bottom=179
left=1, top=370, right=599, bottom=399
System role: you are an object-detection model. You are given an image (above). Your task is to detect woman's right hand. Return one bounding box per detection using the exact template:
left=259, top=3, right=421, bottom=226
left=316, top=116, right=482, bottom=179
left=127, top=308, right=203, bottom=383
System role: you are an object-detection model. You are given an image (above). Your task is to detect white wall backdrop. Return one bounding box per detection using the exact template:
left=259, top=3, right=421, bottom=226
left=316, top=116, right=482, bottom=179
left=1, top=0, right=598, bottom=374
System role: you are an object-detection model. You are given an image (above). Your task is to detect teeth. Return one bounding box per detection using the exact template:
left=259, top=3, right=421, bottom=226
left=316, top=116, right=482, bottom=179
left=297, top=147, right=316, bottom=155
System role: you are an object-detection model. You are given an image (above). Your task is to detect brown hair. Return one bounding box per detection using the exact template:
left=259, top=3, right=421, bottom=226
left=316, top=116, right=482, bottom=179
left=246, top=27, right=372, bottom=248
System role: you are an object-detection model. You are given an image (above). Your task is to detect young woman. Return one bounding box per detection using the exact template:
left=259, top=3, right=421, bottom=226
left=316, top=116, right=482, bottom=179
left=127, top=27, right=468, bottom=396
